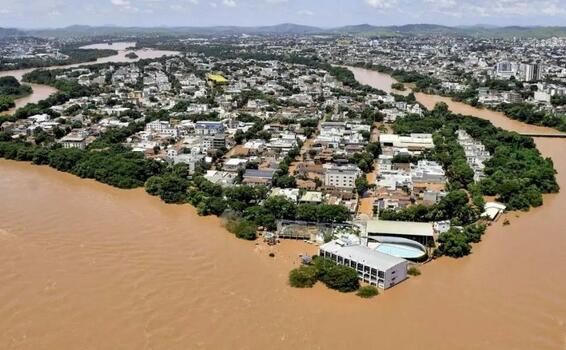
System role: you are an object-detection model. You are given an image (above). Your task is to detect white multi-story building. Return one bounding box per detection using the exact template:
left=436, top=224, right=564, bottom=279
left=59, top=130, right=89, bottom=150
left=457, top=129, right=491, bottom=182
left=145, top=120, right=179, bottom=138
left=324, top=164, right=362, bottom=190
left=319, top=239, right=408, bottom=289
left=411, top=160, right=446, bottom=184
left=379, top=133, right=434, bottom=154
left=194, top=121, right=225, bottom=136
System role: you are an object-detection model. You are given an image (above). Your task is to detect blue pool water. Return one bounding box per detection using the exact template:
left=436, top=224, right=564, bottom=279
left=376, top=243, right=426, bottom=259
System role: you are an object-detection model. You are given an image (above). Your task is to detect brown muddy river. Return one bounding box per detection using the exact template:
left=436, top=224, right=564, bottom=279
left=0, top=67, right=565, bottom=350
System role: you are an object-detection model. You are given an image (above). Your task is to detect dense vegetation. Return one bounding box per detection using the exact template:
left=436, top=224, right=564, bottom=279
left=0, top=76, right=33, bottom=112
left=497, top=102, right=566, bottom=132
left=0, top=69, right=98, bottom=125
left=393, top=102, right=559, bottom=211
left=381, top=102, right=558, bottom=257
left=356, top=285, right=379, bottom=298
left=288, top=256, right=360, bottom=292
left=0, top=48, right=117, bottom=71
left=436, top=224, right=487, bottom=258
left=353, top=62, right=441, bottom=91
left=0, top=138, right=163, bottom=188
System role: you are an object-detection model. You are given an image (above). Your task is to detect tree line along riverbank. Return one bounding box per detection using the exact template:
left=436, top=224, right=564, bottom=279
left=0, top=76, right=33, bottom=112
left=0, top=48, right=118, bottom=72
left=0, top=54, right=559, bottom=296
left=351, top=62, right=566, bottom=133
left=0, top=100, right=558, bottom=254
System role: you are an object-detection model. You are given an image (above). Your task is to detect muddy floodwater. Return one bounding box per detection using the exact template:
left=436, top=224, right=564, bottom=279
left=0, top=67, right=566, bottom=350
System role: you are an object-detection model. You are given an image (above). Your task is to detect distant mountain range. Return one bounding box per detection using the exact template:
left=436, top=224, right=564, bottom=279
left=2, top=23, right=566, bottom=39
left=0, top=28, right=27, bottom=38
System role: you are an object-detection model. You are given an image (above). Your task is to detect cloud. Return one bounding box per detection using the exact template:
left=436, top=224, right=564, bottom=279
left=111, top=0, right=131, bottom=5
left=298, top=9, right=314, bottom=16
left=222, top=0, right=236, bottom=7
left=365, top=0, right=397, bottom=9
left=424, top=0, right=456, bottom=8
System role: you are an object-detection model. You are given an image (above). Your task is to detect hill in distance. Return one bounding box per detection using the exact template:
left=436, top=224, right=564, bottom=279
left=5, top=23, right=566, bottom=39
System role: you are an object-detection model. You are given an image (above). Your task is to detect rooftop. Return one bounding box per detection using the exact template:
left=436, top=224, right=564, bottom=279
left=320, top=240, right=407, bottom=271
left=366, top=220, right=434, bottom=237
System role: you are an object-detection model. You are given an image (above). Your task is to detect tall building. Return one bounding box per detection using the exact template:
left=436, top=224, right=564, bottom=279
left=522, top=63, right=543, bottom=82
left=495, top=61, right=518, bottom=78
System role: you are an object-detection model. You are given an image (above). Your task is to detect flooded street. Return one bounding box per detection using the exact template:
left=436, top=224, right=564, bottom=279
left=0, top=67, right=565, bottom=350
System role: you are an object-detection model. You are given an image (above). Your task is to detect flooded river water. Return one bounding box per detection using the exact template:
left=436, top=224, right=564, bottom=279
left=0, top=65, right=565, bottom=350
left=0, top=42, right=178, bottom=114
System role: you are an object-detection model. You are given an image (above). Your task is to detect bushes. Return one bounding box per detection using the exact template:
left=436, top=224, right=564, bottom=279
left=407, top=266, right=421, bottom=276
left=313, top=257, right=360, bottom=292
left=288, top=257, right=359, bottom=292
left=356, top=285, right=379, bottom=298
left=380, top=190, right=480, bottom=226
left=437, top=229, right=471, bottom=258
left=0, top=139, right=162, bottom=190
left=226, top=219, right=257, bottom=240
left=289, top=265, right=318, bottom=288
left=0, top=96, right=15, bottom=112
left=145, top=174, right=189, bottom=203
left=436, top=223, right=486, bottom=258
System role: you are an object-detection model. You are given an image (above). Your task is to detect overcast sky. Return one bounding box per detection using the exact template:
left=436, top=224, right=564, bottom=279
left=1, top=0, right=565, bottom=28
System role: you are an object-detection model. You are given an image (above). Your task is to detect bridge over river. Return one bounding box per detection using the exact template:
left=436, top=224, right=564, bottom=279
left=520, top=132, right=566, bottom=138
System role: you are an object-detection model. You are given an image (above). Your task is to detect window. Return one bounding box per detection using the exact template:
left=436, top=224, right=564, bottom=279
left=378, top=271, right=384, bottom=278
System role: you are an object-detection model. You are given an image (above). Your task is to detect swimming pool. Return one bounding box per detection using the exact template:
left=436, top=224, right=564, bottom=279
left=375, top=243, right=426, bottom=259
left=366, top=236, right=427, bottom=259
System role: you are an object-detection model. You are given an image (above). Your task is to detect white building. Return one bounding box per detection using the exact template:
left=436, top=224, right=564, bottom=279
left=366, top=220, right=435, bottom=246
left=145, top=120, right=179, bottom=138
left=379, top=133, right=434, bottom=154
left=319, top=240, right=408, bottom=289
left=223, top=158, right=248, bottom=172
left=59, top=131, right=89, bottom=150
left=324, top=164, right=362, bottom=190
left=411, top=160, right=446, bottom=184
left=195, top=121, right=225, bottom=136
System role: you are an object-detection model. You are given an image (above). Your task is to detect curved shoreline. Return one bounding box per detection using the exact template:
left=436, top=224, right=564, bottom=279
left=0, top=43, right=179, bottom=115
left=347, top=65, right=566, bottom=136
left=0, top=61, right=565, bottom=350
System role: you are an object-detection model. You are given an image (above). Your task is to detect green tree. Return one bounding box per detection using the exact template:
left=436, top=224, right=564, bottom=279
left=289, top=265, right=318, bottom=288
left=356, top=285, right=379, bottom=298
left=316, top=204, right=351, bottom=223
left=263, top=195, right=297, bottom=220
left=355, top=176, right=369, bottom=196
left=437, top=229, right=471, bottom=258
left=314, top=257, right=359, bottom=292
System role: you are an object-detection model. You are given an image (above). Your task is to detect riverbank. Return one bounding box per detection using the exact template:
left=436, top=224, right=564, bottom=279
left=348, top=66, right=566, bottom=136
left=1, top=130, right=565, bottom=349
left=0, top=42, right=178, bottom=115
left=0, top=61, right=565, bottom=350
